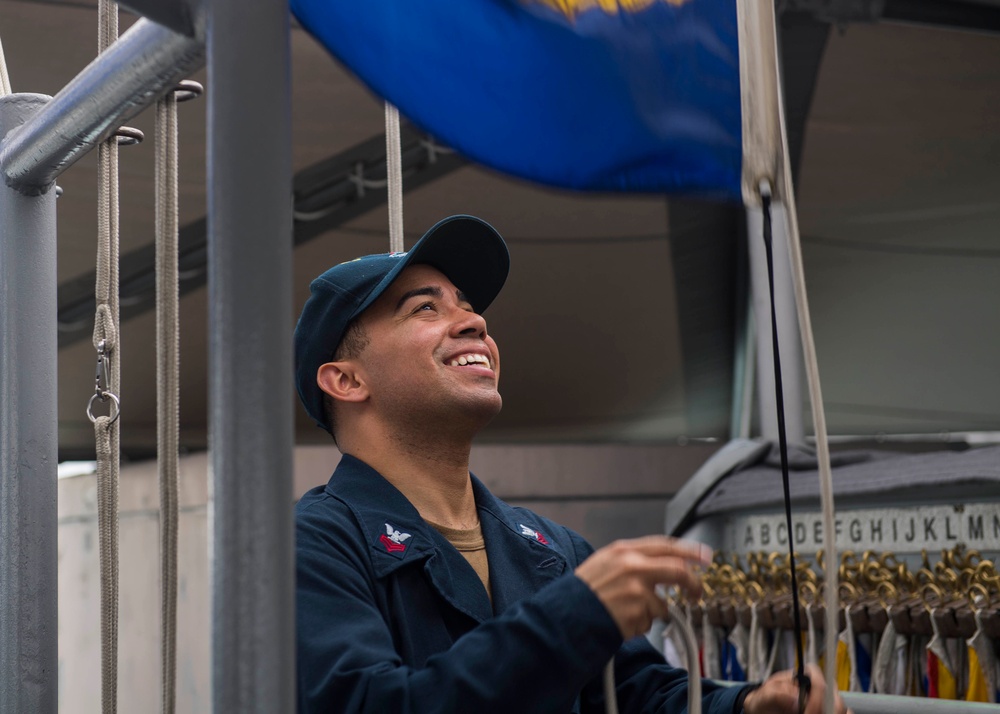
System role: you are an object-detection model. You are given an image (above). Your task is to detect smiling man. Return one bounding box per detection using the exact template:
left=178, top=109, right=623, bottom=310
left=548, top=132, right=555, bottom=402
left=293, top=215, right=847, bottom=714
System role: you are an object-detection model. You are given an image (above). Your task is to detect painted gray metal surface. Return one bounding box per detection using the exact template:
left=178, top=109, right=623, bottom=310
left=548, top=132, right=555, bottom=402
left=729, top=302, right=755, bottom=440
left=0, top=93, right=58, bottom=714
left=664, top=438, right=770, bottom=537
left=715, top=681, right=1000, bottom=713
left=695, top=442, right=1000, bottom=518
left=207, top=0, right=295, bottom=709
left=839, top=691, right=1000, bottom=713
left=746, top=204, right=805, bottom=444
left=0, top=19, right=204, bottom=194
left=721, top=502, right=1000, bottom=555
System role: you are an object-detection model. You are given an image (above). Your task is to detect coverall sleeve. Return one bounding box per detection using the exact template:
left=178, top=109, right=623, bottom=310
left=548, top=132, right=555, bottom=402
left=297, top=509, right=624, bottom=714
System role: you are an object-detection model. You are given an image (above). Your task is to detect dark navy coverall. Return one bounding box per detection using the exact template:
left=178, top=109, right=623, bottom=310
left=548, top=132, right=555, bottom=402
left=296, top=454, right=748, bottom=713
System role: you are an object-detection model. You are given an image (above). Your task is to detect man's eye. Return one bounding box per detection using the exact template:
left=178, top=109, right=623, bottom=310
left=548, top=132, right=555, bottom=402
left=414, top=302, right=435, bottom=313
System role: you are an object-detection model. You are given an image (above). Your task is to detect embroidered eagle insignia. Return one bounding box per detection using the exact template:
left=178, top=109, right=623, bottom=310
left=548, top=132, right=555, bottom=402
left=380, top=523, right=412, bottom=553
left=519, top=524, right=549, bottom=545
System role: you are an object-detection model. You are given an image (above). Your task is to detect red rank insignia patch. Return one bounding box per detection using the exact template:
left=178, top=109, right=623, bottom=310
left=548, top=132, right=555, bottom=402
left=380, top=523, right=412, bottom=553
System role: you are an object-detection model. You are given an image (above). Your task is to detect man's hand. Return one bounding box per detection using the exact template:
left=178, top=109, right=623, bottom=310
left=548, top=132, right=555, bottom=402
left=574, top=536, right=712, bottom=640
left=744, top=665, right=852, bottom=714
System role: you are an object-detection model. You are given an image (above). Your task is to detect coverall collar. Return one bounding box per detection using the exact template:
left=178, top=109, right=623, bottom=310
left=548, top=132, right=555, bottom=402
left=325, top=454, right=570, bottom=620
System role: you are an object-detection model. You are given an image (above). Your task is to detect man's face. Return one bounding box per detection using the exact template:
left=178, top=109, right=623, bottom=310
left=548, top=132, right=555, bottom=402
left=351, top=264, right=502, bottom=429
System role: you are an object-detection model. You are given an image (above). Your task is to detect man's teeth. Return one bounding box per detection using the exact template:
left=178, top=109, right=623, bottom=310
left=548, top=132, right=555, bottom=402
left=449, top=354, right=491, bottom=368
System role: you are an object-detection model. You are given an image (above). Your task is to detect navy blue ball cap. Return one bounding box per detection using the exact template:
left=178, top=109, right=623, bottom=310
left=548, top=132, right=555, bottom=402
left=294, top=215, right=510, bottom=432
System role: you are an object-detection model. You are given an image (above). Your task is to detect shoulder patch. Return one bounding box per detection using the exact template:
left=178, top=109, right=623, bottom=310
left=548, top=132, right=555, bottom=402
left=379, top=522, right=412, bottom=557
left=519, top=523, right=550, bottom=546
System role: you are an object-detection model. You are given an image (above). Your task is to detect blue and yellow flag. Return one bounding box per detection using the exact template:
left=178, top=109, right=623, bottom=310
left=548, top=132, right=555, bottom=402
left=291, top=0, right=741, bottom=199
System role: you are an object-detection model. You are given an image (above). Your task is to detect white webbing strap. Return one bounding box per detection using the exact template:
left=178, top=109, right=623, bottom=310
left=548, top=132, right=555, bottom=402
left=94, top=2, right=121, bottom=711
left=385, top=102, right=404, bottom=252
left=155, top=89, right=180, bottom=714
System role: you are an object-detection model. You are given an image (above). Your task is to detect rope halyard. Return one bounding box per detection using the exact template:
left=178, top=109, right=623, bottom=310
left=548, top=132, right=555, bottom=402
left=94, top=2, right=121, bottom=711
left=0, top=32, right=12, bottom=96
left=385, top=102, right=404, bottom=253
left=155, top=88, right=180, bottom=714
left=602, top=659, right=620, bottom=714
left=769, top=37, right=839, bottom=714
left=671, top=602, right=703, bottom=714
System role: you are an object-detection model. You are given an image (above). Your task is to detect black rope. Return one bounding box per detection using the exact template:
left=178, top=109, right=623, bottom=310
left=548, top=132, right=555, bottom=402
left=760, top=190, right=811, bottom=711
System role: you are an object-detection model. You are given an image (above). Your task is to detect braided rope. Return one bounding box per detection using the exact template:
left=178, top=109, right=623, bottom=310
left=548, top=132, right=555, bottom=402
left=771, top=48, right=840, bottom=714
left=0, top=32, right=11, bottom=95
left=385, top=102, right=404, bottom=253
left=602, top=659, right=619, bottom=714
left=155, top=90, right=180, bottom=714
left=94, top=143, right=121, bottom=714
left=668, top=602, right=702, bottom=714
left=95, top=2, right=120, bottom=711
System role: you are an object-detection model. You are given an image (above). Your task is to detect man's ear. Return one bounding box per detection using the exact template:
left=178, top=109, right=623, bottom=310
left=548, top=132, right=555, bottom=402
left=317, top=361, right=369, bottom=403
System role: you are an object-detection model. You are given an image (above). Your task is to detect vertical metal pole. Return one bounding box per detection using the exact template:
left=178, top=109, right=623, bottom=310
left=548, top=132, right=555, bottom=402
left=747, top=203, right=805, bottom=444
left=729, top=303, right=756, bottom=441
left=0, top=93, right=57, bottom=714
left=729, top=217, right=754, bottom=441
left=207, top=0, right=294, bottom=710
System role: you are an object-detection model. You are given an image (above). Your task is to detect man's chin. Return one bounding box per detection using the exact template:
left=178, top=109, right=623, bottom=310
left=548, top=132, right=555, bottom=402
left=463, top=393, right=502, bottom=428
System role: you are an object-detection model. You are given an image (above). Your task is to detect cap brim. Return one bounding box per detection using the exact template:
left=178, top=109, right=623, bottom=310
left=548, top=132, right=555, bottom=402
left=349, top=215, right=509, bottom=322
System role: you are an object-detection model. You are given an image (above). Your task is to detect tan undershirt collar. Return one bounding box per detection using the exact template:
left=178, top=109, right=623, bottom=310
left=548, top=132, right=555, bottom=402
left=426, top=519, right=492, bottom=603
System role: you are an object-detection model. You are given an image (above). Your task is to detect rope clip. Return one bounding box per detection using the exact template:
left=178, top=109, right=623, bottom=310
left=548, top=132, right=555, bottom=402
left=87, top=339, right=120, bottom=424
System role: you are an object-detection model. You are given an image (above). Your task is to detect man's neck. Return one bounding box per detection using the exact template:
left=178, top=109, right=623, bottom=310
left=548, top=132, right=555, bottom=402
left=344, top=424, right=480, bottom=530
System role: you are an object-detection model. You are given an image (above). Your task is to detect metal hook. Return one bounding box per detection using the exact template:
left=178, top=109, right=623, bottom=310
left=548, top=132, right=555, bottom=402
left=875, top=581, right=899, bottom=610
left=838, top=581, right=860, bottom=605
left=114, top=126, right=144, bottom=146
left=172, top=79, right=204, bottom=103
left=920, top=582, right=946, bottom=611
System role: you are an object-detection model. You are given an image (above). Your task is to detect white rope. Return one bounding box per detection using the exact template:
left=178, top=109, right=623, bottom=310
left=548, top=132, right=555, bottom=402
left=155, top=89, right=180, bottom=714
left=747, top=601, right=766, bottom=682
left=668, top=602, right=702, bottom=714
left=95, top=3, right=120, bottom=711
left=772, top=55, right=839, bottom=714
left=384, top=102, right=404, bottom=252
left=805, top=604, right=819, bottom=667
left=602, top=659, right=620, bottom=714
left=603, top=601, right=702, bottom=714
left=0, top=33, right=12, bottom=96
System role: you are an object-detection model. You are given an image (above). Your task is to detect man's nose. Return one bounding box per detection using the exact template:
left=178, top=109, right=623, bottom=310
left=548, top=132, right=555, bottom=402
left=451, top=308, right=488, bottom=338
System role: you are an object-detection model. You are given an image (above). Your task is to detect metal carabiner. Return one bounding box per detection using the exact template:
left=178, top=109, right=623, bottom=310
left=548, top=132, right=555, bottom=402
left=87, top=391, right=120, bottom=425
left=87, top=339, right=120, bottom=424
left=94, top=339, right=110, bottom=397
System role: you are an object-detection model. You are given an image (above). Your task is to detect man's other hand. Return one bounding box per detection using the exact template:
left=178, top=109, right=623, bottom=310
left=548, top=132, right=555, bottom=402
left=744, top=665, right=852, bottom=714
left=574, top=536, right=712, bottom=640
